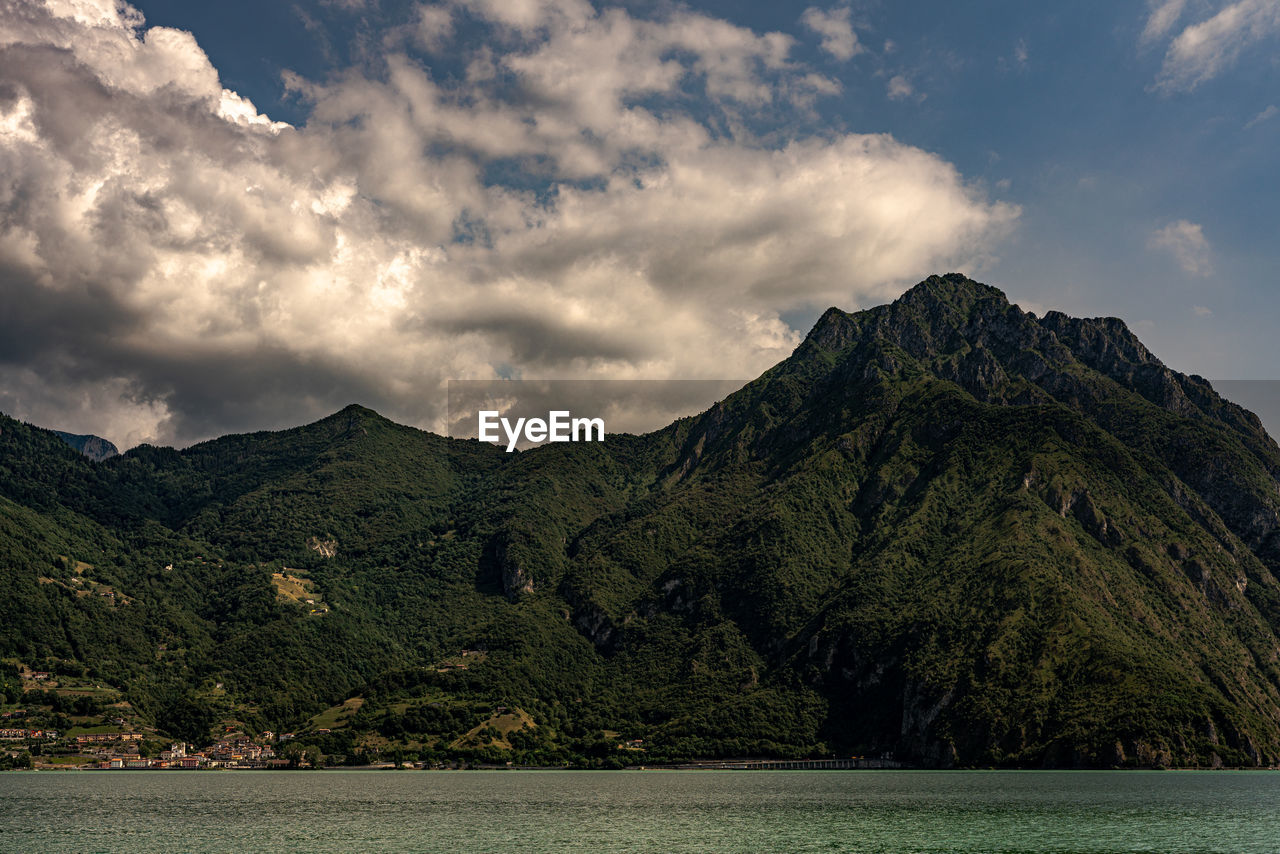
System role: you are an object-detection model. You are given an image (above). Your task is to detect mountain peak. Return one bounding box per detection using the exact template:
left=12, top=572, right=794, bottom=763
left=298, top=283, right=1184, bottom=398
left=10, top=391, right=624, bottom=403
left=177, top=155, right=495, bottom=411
left=309, top=403, right=391, bottom=441
left=51, top=430, right=119, bottom=462
left=314, top=403, right=391, bottom=427
left=895, top=273, right=1009, bottom=312
left=336, top=403, right=383, bottom=419
left=801, top=273, right=1019, bottom=358
left=784, top=274, right=1271, bottom=460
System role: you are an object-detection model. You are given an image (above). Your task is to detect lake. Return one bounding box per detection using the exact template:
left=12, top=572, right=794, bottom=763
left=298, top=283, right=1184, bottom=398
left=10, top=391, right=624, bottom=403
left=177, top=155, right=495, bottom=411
left=2, top=769, right=1278, bottom=852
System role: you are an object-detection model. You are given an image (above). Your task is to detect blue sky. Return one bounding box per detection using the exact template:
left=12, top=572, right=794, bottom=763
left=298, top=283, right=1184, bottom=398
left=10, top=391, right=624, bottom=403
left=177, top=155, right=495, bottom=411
left=1, top=0, right=1277, bottom=445
left=137, top=0, right=1277, bottom=373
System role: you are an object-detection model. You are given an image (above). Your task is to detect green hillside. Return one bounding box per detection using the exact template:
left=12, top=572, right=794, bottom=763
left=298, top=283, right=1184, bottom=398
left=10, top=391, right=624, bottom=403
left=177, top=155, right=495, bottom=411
left=3, top=274, right=1280, bottom=768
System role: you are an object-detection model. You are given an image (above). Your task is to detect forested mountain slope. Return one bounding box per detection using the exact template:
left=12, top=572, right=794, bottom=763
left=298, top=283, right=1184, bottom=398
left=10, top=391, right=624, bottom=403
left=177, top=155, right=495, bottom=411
left=3, top=274, right=1279, bottom=768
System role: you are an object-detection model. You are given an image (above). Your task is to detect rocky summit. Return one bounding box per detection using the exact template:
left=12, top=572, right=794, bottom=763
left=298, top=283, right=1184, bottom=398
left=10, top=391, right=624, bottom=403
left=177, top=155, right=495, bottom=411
left=52, top=431, right=119, bottom=462
left=3, top=273, right=1280, bottom=769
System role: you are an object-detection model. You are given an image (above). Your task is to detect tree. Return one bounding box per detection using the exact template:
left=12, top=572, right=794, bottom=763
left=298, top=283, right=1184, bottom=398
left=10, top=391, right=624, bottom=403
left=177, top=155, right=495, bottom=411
left=304, top=744, right=322, bottom=769
left=0, top=752, right=33, bottom=770
left=282, top=742, right=304, bottom=768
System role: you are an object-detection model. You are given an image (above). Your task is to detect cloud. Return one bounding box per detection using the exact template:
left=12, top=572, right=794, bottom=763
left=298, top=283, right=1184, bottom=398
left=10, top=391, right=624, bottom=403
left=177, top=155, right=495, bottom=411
left=1013, top=39, right=1028, bottom=66
left=801, top=6, right=861, bottom=61
left=1142, top=0, right=1188, bottom=44
left=413, top=5, right=454, bottom=51
left=1151, top=0, right=1280, bottom=91
left=1149, top=220, right=1213, bottom=275
left=1192, top=304, right=1213, bottom=317
left=1245, top=103, right=1278, bottom=126
left=0, top=0, right=1015, bottom=448
left=886, top=75, right=914, bottom=100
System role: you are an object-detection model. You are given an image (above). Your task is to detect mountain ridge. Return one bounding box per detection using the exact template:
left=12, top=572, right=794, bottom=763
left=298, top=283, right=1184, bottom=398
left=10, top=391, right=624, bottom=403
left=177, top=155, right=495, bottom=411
left=3, top=273, right=1280, bottom=768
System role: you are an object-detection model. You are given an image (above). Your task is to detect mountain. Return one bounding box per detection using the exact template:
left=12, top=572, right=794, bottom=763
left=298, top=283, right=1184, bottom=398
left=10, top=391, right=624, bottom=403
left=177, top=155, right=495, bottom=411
left=51, top=430, right=119, bottom=462
left=2, top=273, right=1280, bottom=769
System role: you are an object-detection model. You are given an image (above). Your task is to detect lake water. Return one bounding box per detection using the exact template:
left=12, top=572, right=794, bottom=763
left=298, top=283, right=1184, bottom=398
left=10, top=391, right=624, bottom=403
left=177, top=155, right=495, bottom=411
left=2, top=769, right=1278, bottom=853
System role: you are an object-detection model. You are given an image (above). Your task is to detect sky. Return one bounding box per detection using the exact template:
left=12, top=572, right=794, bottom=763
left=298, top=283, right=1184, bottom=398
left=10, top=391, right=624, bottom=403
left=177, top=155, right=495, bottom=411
left=0, top=0, right=1277, bottom=448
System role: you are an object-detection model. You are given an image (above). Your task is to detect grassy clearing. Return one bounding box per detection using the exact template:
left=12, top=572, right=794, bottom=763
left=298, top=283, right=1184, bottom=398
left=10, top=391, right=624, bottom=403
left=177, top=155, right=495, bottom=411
left=451, top=708, right=535, bottom=750
left=433, top=650, right=486, bottom=671
left=271, top=569, right=328, bottom=614
left=308, top=696, right=364, bottom=730
left=37, top=572, right=130, bottom=605
left=43, top=755, right=94, bottom=766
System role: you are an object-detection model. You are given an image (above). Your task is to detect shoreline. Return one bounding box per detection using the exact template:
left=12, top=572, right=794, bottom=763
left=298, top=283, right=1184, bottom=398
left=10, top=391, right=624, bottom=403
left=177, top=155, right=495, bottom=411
left=10, top=764, right=1280, bottom=773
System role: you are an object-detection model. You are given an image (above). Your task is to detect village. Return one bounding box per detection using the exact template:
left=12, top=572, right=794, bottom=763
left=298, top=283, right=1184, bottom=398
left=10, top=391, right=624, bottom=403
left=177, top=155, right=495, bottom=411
left=1, top=657, right=544, bottom=772
left=0, top=723, right=315, bottom=770
left=1, top=665, right=330, bottom=770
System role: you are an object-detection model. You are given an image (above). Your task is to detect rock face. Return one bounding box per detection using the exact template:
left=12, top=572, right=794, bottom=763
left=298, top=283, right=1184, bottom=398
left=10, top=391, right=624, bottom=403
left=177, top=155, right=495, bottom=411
left=499, top=549, right=535, bottom=601
left=306, top=537, right=338, bottom=558
left=52, top=430, right=118, bottom=461
left=481, top=535, right=537, bottom=601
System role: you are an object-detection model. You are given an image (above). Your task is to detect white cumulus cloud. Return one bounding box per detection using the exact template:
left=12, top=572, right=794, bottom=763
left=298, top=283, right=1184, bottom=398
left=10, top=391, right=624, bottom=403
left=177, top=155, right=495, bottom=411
left=1150, top=220, right=1213, bottom=275
left=0, top=0, right=1015, bottom=447
left=886, top=75, right=914, bottom=100
left=801, top=6, right=861, bottom=61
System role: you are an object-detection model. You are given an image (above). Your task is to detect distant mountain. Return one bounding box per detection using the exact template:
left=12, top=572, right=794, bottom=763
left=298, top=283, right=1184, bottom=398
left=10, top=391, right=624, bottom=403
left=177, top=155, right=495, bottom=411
left=51, top=430, right=118, bottom=462
left=2, top=273, right=1280, bottom=769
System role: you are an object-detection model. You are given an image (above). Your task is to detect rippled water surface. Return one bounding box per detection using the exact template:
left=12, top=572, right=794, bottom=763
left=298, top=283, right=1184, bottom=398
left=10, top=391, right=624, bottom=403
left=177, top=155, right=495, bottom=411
left=2, top=769, right=1279, bottom=853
